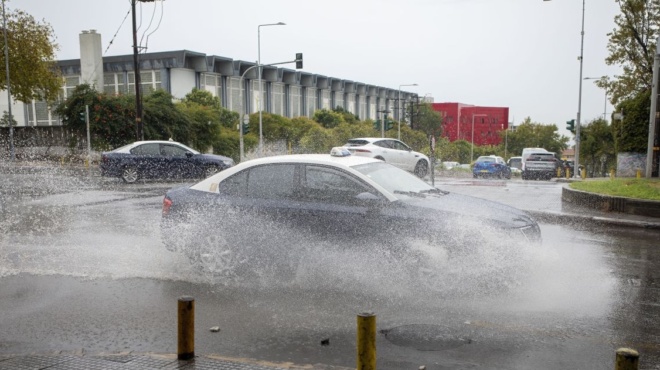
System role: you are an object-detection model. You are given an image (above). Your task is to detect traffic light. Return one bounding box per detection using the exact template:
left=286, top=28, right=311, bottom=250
left=241, top=123, right=250, bottom=134
left=566, top=119, right=575, bottom=133
left=385, top=119, right=394, bottom=130
left=79, top=111, right=86, bottom=122
left=295, top=53, right=303, bottom=69
left=373, top=120, right=381, bottom=130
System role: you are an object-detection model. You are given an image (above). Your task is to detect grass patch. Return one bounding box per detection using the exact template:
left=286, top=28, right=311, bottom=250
left=569, top=178, right=660, bottom=201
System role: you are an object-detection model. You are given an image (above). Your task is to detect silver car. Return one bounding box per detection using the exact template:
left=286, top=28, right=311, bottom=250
left=343, top=137, right=430, bottom=178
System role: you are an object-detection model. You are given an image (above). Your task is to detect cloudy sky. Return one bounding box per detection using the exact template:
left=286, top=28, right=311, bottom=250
left=18, top=0, right=621, bottom=139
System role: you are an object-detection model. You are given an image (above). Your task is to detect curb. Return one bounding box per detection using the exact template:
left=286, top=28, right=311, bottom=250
left=527, top=209, right=660, bottom=230
left=562, top=185, right=660, bottom=218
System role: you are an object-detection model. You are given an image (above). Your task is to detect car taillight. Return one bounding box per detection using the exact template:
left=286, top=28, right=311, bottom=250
left=162, top=196, right=172, bottom=216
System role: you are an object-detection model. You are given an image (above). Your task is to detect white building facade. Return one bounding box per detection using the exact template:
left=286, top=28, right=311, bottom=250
left=1, top=30, right=418, bottom=128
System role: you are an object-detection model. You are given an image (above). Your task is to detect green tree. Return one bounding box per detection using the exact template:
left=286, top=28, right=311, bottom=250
left=604, top=0, right=660, bottom=106
left=299, top=125, right=335, bottom=153
left=503, top=117, right=569, bottom=157
left=183, top=88, right=221, bottom=108
left=313, top=108, right=345, bottom=129
left=55, top=84, right=135, bottom=150
left=613, top=89, right=650, bottom=153
left=332, top=106, right=359, bottom=124
left=412, top=103, right=443, bottom=137
left=580, top=118, right=616, bottom=176
left=0, top=5, right=61, bottom=103
left=143, top=90, right=193, bottom=144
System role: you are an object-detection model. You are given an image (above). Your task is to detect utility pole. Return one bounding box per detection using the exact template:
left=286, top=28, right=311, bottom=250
left=2, top=0, right=14, bottom=160
left=131, top=0, right=154, bottom=141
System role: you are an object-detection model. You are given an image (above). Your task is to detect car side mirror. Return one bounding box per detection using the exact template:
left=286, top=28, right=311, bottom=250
left=355, top=192, right=385, bottom=207
left=185, top=152, right=193, bottom=158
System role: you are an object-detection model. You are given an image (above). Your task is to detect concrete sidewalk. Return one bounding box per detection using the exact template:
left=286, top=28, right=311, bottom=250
left=0, top=352, right=353, bottom=369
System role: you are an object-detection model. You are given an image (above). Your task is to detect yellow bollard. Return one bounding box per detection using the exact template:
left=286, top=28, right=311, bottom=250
left=177, top=296, right=195, bottom=360
left=357, top=312, right=376, bottom=370
left=557, top=167, right=561, bottom=178
left=84, top=158, right=89, bottom=168
left=615, top=348, right=639, bottom=370
left=610, top=169, right=615, bottom=179
left=581, top=167, right=586, bottom=179
left=636, top=169, right=641, bottom=179
left=565, top=168, right=570, bottom=179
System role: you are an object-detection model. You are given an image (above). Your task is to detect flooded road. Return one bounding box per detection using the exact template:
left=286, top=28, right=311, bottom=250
left=0, top=167, right=659, bottom=369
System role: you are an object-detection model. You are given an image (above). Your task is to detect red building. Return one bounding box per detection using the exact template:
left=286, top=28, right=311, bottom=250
left=431, top=103, right=509, bottom=146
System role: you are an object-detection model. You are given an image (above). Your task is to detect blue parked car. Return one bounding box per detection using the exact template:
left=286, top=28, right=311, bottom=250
left=472, top=155, right=511, bottom=179
left=100, top=140, right=234, bottom=183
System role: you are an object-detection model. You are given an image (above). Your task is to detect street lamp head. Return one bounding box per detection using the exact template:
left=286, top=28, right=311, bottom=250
left=259, top=22, right=286, bottom=27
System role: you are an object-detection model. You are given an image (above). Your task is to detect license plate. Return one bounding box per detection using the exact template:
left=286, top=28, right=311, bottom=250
left=480, top=170, right=489, bottom=173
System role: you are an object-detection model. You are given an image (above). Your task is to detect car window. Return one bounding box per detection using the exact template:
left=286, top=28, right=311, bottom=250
left=218, top=169, right=248, bottom=197
left=246, top=164, right=297, bottom=200
left=529, top=153, right=555, bottom=161
left=373, top=140, right=392, bottom=149
left=303, top=165, right=373, bottom=204
left=130, top=143, right=160, bottom=156
left=390, top=141, right=409, bottom=151
left=161, top=144, right=188, bottom=157
left=345, top=139, right=369, bottom=146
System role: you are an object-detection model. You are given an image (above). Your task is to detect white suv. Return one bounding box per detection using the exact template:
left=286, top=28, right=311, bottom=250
left=343, top=138, right=430, bottom=178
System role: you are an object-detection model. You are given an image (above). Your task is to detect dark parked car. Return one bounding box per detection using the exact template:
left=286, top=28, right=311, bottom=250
left=161, top=148, right=541, bottom=284
left=100, top=140, right=234, bottom=183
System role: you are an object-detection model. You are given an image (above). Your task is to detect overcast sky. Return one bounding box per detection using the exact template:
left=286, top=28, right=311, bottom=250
left=18, top=0, right=622, bottom=139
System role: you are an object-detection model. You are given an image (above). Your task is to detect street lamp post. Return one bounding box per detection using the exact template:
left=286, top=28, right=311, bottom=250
left=238, top=64, right=259, bottom=162
left=584, top=76, right=608, bottom=120
left=544, top=0, right=585, bottom=178
left=398, top=83, right=417, bottom=140
left=257, top=22, right=285, bottom=156
left=471, top=114, right=488, bottom=163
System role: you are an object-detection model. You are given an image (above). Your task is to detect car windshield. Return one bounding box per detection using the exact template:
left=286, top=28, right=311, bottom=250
left=476, top=157, right=495, bottom=163
left=352, top=161, right=436, bottom=196
left=529, top=153, right=555, bottom=161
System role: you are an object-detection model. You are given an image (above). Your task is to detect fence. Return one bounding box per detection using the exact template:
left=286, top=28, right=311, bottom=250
left=0, top=126, right=89, bottom=162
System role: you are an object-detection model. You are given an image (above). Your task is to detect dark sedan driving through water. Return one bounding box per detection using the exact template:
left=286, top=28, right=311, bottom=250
left=100, top=140, right=234, bottom=183
left=160, top=147, right=541, bottom=285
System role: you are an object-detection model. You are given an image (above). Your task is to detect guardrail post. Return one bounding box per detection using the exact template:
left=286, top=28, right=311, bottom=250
left=357, top=312, right=376, bottom=370
left=177, top=296, right=195, bottom=360
left=615, top=348, right=639, bottom=370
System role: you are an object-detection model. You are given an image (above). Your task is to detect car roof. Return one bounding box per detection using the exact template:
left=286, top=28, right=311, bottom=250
left=191, top=153, right=384, bottom=192
left=346, top=137, right=399, bottom=143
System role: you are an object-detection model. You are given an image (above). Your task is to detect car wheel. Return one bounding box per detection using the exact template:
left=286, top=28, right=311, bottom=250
left=121, top=166, right=139, bottom=183
left=414, top=160, right=428, bottom=178
left=195, top=234, right=248, bottom=283
left=204, top=165, right=219, bottom=178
